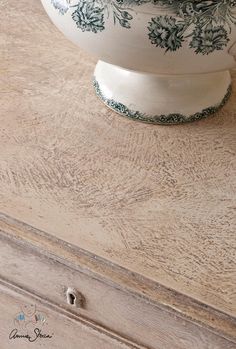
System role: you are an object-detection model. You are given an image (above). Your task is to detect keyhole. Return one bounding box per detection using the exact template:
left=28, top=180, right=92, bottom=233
left=68, top=292, right=76, bottom=305
left=66, top=287, right=84, bottom=308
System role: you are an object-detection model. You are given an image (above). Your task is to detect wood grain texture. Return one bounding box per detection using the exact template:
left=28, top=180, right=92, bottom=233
left=0, top=0, right=235, bottom=332
left=0, top=218, right=236, bottom=349
left=0, top=281, right=144, bottom=349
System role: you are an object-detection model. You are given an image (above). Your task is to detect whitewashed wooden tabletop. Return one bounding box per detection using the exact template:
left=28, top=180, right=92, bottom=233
left=0, top=0, right=235, bottom=336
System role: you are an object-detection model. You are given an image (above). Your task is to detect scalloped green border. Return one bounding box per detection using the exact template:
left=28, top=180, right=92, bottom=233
left=93, top=78, right=232, bottom=125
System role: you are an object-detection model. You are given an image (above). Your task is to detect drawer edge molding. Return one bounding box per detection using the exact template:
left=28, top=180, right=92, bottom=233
left=0, top=278, right=148, bottom=349
left=0, top=212, right=235, bottom=344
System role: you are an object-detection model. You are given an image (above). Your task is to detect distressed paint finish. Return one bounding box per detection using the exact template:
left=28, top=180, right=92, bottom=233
left=0, top=281, right=141, bottom=349
left=0, top=217, right=236, bottom=349
left=0, top=1, right=236, bottom=348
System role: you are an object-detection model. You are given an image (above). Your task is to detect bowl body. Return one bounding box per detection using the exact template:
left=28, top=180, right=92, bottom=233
left=41, top=0, right=236, bottom=124
left=41, top=0, right=236, bottom=74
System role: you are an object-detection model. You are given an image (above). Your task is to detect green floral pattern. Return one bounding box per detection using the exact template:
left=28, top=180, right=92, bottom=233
left=148, top=0, right=236, bottom=54
left=148, top=16, right=185, bottom=51
left=51, top=0, right=70, bottom=14
left=51, top=0, right=135, bottom=29
left=50, top=0, right=236, bottom=55
left=93, top=79, right=232, bottom=124
left=190, top=24, right=229, bottom=55
left=72, top=0, right=105, bottom=32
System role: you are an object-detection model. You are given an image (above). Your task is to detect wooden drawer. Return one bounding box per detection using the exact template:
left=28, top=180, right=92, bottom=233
left=0, top=281, right=139, bottom=349
left=0, top=228, right=235, bottom=349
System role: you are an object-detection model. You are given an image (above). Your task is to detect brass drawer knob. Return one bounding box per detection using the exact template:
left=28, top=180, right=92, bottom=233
left=66, top=287, right=84, bottom=308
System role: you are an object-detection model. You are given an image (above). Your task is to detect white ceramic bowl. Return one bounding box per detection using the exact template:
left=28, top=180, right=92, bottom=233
left=41, top=0, right=236, bottom=124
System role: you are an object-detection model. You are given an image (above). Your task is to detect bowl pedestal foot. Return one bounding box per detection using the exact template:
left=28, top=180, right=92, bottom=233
left=94, top=61, right=231, bottom=125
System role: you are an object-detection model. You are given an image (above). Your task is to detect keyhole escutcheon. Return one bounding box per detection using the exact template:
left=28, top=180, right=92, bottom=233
left=66, top=287, right=84, bottom=308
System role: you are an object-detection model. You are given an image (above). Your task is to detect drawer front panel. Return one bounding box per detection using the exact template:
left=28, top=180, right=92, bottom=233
left=0, top=282, right=138, bottom=349
left=0, top=234, right=235, bottom=349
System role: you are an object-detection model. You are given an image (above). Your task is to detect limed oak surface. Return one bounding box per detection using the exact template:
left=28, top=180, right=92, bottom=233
left=1, top=218, right=235, bottom=349
left=0, top=281, right=140, bottom=349
left=0, top=0, right=236, bottom=342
